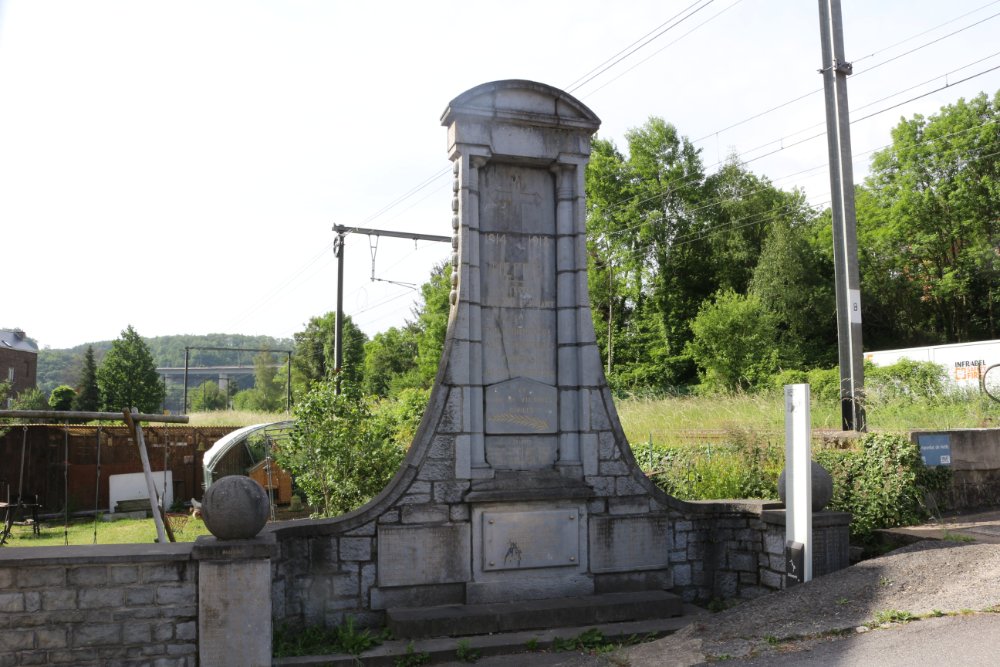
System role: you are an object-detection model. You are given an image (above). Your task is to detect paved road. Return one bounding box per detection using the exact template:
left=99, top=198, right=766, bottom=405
left=726, top=613, right=1000, bottom=666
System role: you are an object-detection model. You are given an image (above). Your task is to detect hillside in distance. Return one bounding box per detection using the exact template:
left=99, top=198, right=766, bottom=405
left=36, top=333, right=294, bottom=395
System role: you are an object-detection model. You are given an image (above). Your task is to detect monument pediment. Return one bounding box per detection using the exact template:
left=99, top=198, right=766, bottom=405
left=441, top=79, right=601, bottom=132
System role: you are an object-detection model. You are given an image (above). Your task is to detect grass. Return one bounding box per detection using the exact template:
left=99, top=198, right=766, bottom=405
left=186, top=409, right=291, bottom=427
left=273, top=616, right=387, bottom=658
left=3, top=514, right=211, bottom=547
left=615, top=391, right=999, bottom=447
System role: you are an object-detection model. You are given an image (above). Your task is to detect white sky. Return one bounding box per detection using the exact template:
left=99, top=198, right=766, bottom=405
left=1, top=0, right=998, bottom=350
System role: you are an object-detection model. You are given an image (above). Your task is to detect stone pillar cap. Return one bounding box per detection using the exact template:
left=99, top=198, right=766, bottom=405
left=441, top=79, right=601, bottom=132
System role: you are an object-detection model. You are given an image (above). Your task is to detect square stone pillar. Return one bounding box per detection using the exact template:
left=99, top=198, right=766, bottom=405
left=192, top=534, right=278, bottom=667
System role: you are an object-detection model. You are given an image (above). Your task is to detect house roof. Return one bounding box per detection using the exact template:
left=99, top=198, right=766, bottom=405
left=0, top=329, right=38, bottom=354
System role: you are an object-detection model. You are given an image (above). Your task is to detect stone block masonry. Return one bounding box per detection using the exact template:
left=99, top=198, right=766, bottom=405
left=0, top=544, right=197, bottom=667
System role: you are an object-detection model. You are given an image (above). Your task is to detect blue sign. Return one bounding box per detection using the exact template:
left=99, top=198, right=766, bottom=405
left=916, top=433, right=951, bottom=467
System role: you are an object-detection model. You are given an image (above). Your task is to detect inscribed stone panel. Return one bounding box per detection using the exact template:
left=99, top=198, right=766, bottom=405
left=484, top=378, right=557, bottom=434
left=377, top=524, right=471, bottom=587
left=482, top=509, right=580, bottom=571
left=481, top=307, right=556, bottom=386
left=589, top=515, right=671, bottom=573
left=484, top=435, right=558, bottom=469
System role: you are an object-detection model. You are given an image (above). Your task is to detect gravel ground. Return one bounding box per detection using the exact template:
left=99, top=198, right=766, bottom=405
left=620, top=540, right=1000, bottom=666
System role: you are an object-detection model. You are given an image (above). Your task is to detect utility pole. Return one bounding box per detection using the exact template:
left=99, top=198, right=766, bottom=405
left=818, top=0, right=865, bottom=432
left=331, top=224, right=451, bottom=395
left=333, top=226, right=346, bottom=395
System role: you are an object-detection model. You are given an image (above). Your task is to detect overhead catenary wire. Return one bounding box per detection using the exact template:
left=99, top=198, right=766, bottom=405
left=592, top=58, right=1000, bottom=234
left=576, top=0, right=744, bottom=100
left=564, top=0, right=715, bottom=93
left=688, top=4, right=1000, bottom=146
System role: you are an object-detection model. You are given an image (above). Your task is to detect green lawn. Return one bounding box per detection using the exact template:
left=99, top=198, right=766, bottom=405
left=3, top=514, right=212, bottom=548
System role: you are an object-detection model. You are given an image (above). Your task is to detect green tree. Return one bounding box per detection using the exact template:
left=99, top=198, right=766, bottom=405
left=685, top=290, right=779, bottom=392
left=72, top=345, right=101, bottom=412
left=750, top=212, right=837, bottom=369
left=586, top=119, right=706, bottom=390
left=97, top=325, right=166, bottom=413
left=48, top=385, right=76, bottom=411
left=232, top=350, right=286, bottom=412
left=291, top=312, right=367, bottom=397
left=189, top=380, right=229, bottom=411
left=275, top=381, right=405, bottom=517
left=363, top=324, right=421, bottom=397
left=413, top=262, right=452, bottom=387
left=859, top=91, right=1000, bottom=345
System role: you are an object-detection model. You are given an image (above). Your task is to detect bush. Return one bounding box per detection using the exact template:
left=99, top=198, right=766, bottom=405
left=865, top=359, right=947, bottom=403
left=806, top=367, right=842, bottom=402
left=274, top=382, right=405, bottom=517
left=816, top=432, right=950, bottom=540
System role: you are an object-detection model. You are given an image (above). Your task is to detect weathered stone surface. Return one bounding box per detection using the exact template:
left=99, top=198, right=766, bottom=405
left=778, top=460, right=834, bottom=511
left=484, top=378, right=557, bottom=435
left=201, top=475, right=270, bottom=540
left=481, top=307, right=557, bottom=386
left=590, top=515, right=671, bottom=573
left=377, top=524, right=471, bottom=587
left=199, top=559, right=270, bottom=667
left=481, top=509, right=580, bottom=571
left=484, top=435, right=558, bottom=469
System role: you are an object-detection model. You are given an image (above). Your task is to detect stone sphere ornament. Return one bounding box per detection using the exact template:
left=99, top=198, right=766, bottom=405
left=778, top=460, right=834, bottom=512
left=201, top=475, right=270, bottom=540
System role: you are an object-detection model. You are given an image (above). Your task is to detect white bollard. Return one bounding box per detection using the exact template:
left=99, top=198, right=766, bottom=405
left=784, top=384, right=812, bottom=584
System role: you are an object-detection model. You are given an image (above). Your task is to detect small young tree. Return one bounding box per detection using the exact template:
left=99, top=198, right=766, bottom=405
left=48, top=385, right=77, bottom=411
left=97, top=325, right=166, bottom=413
left=274, top=381, right=405, bottom=517
left=73, top=345, right=101, bottom=412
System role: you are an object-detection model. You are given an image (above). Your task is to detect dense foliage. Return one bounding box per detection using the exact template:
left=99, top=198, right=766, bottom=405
left=857, top=91, right=999, bottom=348
left=816, top=432, right=951, bottom=540
left=586, top=93, right=997, bottom=394
left=72, top=346, right=101, bottom=412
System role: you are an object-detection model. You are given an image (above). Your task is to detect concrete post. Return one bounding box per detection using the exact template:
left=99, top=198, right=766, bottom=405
left=193, top=534, right=278, bottom=667
left=784, top=384, right=812, bottom=584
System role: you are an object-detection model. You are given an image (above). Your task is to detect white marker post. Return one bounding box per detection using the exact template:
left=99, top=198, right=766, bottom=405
left=784, top=384, right=812, bottom=585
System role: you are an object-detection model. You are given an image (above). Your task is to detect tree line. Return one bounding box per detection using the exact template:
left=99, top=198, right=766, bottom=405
left=588, top=91, right=998, bottom=393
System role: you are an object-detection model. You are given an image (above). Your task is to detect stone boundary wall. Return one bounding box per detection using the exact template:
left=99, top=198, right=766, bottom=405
left=0, top=544, right=197, bottom=667
left=266, top=498, right=852, bottom=628
left=0, top=501, right=851, bottom=664
left=912, top=428, right=1000, bottom=510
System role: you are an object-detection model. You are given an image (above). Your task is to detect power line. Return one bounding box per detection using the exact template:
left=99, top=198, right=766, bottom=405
left=688, top=4, right=1000, bottom=147
left=577, top=0, right=744, bottom=100
left=565, top=0, right=715, bottom=93
left=852, top=0, right=1000, bottom=65
left=850, top=9, right=1000, bottom=79
left=594, top=53, right=1000, bottom=228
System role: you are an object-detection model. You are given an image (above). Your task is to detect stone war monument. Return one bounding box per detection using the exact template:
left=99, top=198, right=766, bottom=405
left=369, top=79, right=678, bottom=608
left=267, top=80, right=850, bottom=634
left=0, top=81, right=851, bottom=667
